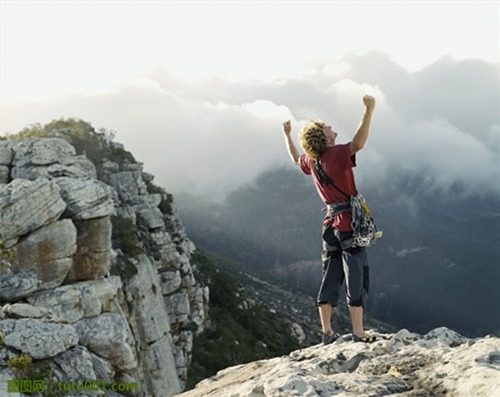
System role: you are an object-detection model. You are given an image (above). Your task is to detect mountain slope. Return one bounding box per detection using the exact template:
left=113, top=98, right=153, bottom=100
left=178, top=167, right=500, bottom=338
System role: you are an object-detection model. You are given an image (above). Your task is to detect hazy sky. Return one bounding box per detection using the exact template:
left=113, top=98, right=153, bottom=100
left=1, top=1, right=499, bottom=200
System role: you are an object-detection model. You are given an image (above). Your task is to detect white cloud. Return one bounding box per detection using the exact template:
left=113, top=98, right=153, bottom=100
left=1, top=1, right=498, bottom=103
left=1, top=0, right=498, bottom=201
left=3, top=53, right=498, bottom=202
left=323, top=62, right=352, bottom=79
left=243, top=100, right=293, bottom=122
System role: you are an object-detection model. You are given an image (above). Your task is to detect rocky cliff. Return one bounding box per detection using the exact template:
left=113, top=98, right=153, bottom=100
left=176, top=327, right=500, bottom=397
left=0, top=136, right=209, bottom=397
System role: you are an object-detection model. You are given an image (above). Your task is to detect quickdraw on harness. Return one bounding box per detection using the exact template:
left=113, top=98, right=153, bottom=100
left=314, top=160, right=382, bottom=247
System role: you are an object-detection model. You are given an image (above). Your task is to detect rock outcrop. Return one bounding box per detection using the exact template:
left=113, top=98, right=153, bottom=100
left=176, top=327, right=500, bottom=397
left=0, top=137, right=209, bottom=397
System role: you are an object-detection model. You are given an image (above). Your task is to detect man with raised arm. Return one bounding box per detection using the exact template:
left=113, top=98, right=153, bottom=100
left=282, top=95, right=376, bottom=345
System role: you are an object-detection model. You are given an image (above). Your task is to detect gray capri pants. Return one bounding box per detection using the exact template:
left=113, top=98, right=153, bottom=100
left=317, top=226, right=369, bottom=307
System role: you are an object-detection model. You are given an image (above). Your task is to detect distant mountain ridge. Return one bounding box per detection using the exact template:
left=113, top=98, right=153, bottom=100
left=178, top=166, right=500, bottom=338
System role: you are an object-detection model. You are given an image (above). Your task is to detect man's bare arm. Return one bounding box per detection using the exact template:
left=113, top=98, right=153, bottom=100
left=282, top=120, right=301, bottom=165
left=350, top=95, right=376, bottom=155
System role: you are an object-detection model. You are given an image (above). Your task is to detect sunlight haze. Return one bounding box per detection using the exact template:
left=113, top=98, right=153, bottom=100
left=2, top=1, right=497, bottom=101
left=1, top=0, right=499, bottom=200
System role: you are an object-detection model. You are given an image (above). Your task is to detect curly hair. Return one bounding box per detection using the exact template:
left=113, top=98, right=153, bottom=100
left=298, top=119, right=327, bottom=160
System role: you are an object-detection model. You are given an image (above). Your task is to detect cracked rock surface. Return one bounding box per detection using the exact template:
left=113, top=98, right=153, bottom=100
left=176, top=327, right=500, bottom=397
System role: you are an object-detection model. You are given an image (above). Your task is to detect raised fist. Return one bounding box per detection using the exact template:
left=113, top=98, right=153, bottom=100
left=362, top=95, right=376, bottom=111
left=282, top=120, right=292, bottom=135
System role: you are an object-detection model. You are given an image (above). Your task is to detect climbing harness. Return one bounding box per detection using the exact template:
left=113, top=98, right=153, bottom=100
left=314, top=160, right=382, bottom=248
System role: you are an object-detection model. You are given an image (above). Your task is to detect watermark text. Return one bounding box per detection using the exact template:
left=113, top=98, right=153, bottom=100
left=7, top=379, right=139, bottom=394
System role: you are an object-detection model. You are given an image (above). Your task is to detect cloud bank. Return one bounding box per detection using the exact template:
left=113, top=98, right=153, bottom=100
left=2, top=52, right=499, bottom=200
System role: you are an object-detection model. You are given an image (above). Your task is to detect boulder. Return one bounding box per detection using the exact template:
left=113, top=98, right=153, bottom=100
left=54, top=177, right=114, bottom=220
left=90, top=352, right=114, bottom=384
left=7, top=220, right=77, bottom=294
left=27, top=278, right=118, bottom=323
left=291, top=322, right=306, bottom=345
left=0, top=272, right=38, bottom=301
left=12, top=138, right=76, bottom=166
left=0, top=178, right=66, bottom=244
left=159, top=271, right=182, bottom=295
left=73, top=312, right=137, bottom=372
left=0, top=141, right=14, bottom=165
left=105, top=170, right=148, bottom=203
left=73, top=155, right=98, bottom=179
left=0, top=319, right=79, bottom=360
left=40, top=155, right=97, bottom=180
left=53, top=346, right=97, bottom=382
left=137, top=206, right=165, bottom=231
left=10, top=138, right=95, bottom=180
left=2, top=303, right=50, bottom=319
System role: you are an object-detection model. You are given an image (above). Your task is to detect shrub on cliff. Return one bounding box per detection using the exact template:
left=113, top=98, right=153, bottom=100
left=9, top=118, right=135, bottom=172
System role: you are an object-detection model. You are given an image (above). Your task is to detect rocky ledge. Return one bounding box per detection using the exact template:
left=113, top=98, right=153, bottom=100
left=176, top=327, right=500, bottom=397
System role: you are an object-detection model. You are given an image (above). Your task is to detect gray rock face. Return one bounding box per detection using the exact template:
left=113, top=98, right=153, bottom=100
left=0, top=178, right=67, bottom=244
left=11, top=138, right=95, bottom=180
left=0, top=271, right=39, bottom=301
left=0, top=136, right=208, bottom=397
left=124, top=255, right=171, bottom=344
left=0, top=141, right=13, bottom=184
left=27, top=278, right=118, bottom=323
left=176, top=327, right=500, bottom=397
left=2, top=303, right=50, bottom=318
left=106, top=169, right=148, bottom=203
left=0, top=219, right=76, bottom=300
left=137, top=206, right=165, bottom=230
left=54, top=177, right=114, bottom=220
left=67, top=217, right=112, bottom=282
left=0, top=141, right=14, bottom=165
left=0, top=166, right=9, bottom=184
left=0, top=319, right=79, bottom=359
left=53, top=346, right=97, bottom=382
left=101, top=159, right=209, bottom=391
left=74, top=312, right=137, bottom=372
left=9, top=219, right=77, bottom=293
left=160, top=271, right=182, bottom=295
left=12, top=138, right=76, bottom=167
left=121, top=254, right=182, bottom=394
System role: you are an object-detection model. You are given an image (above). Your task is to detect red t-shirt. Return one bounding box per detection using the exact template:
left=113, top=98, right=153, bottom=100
left=299, top=143, right=357, bottom=231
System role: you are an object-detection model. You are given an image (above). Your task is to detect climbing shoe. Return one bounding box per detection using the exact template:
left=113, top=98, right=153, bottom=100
left=353, top=332, right=376, bottom=343
left=322, top=331, right=338, bottom=345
